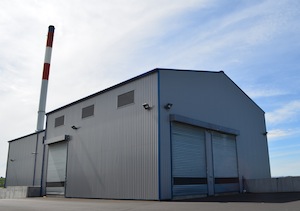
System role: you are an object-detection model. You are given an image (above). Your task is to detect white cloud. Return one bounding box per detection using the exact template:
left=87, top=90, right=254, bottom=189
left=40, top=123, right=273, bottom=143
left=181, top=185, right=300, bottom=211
left=245, top=88, right=287, bottom=99
left=270, top=148, right=300, bottom=159
left=269, top=142, right=300, bottom=176
left=268, top=129, right=292, bottom=140
left=267, top=128, right=300, bottom=141
left=266, top=101, right=300, bottom=125
left=148, top=0, right=300, bottom=72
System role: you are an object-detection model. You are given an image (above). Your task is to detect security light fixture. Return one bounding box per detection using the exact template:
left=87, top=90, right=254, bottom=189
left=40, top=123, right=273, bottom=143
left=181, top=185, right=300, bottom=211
left=164, top=103, right=173, bottom=110
left=143, top=103, right=151, bottom=110
left=71, top=125, right=80, bottom=130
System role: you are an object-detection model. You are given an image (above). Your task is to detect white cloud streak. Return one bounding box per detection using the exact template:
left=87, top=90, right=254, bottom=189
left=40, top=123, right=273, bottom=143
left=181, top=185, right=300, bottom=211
left=268, top=129, right=291, bottom=140
left=245, top=88, right=287, bottom=99
left=271, top=148, right=300, bottom=159
left=144, top=0, right=300, bottom=73
left=268, top=128, right=300, bottom=141
left=266, top=101, right=300, bottom=125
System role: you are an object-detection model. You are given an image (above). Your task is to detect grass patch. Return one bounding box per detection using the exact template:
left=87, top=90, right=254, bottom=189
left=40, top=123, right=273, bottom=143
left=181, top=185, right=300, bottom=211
left=0, top=177, right=5, bottom=188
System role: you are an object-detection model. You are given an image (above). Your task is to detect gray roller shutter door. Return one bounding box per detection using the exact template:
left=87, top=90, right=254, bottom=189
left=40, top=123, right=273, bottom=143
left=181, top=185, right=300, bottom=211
left=46, top=141, right=67, bottom=195
left=212, top=132, right=239, bottom=193
left=172, top=123, right=207, bottom=197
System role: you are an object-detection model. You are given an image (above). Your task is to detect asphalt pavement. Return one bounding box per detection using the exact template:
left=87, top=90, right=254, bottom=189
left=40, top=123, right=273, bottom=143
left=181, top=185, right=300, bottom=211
left=0, top=193, right=300, bottom=211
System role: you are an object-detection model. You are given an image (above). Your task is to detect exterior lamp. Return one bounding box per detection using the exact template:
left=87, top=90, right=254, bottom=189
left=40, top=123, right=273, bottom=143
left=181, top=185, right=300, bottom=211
left=164, top=103, right=173, bottom=110
left=143, top=103, right=152, bottom=110
left=71, top=125, right=80, bottom=130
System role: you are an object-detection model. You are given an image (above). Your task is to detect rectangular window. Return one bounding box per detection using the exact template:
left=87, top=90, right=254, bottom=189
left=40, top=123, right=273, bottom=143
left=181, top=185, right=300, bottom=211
left=117, top=90, right=134, bottom=108
left=174, top=177, right=207, bottom=185
left=55, top=116, right=64, bottom=127
left=82, top=105, right=94, bottom=118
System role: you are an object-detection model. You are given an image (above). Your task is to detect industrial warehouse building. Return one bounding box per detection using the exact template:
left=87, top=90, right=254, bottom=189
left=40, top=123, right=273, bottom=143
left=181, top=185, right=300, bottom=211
left=5, top=68, right=271, bottom=200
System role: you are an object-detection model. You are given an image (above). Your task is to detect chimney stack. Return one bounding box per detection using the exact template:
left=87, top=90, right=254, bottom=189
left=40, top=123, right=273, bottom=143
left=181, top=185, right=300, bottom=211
left=36, top=25, right=55, bottom=131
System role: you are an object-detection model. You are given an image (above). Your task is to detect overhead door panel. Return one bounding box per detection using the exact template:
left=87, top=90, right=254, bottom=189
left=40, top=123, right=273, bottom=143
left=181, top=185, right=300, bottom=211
left=172, top=123, right=207, bottom=197
left=212, top=132, right=239, bottom=193
left=46, top=141, right=67, bottom=195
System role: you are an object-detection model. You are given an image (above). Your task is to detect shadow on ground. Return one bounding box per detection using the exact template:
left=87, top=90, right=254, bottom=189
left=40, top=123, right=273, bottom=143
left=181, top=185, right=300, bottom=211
left=175, top=192, right=300, bottom=203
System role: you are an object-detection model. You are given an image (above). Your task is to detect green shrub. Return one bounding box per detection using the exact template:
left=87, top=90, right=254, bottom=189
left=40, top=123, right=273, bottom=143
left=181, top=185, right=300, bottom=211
left=0, top=177, right=5, bottom=188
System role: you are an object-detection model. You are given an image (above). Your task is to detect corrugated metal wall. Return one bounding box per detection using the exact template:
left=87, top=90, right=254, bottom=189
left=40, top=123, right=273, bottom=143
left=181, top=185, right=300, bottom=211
left=5, top=69, right=270, bottom=200
left=6, top=131, right=45, bottom=187
left=45, top=72, right=159, bottom=200
left=158, top=69, right=270, bottom=199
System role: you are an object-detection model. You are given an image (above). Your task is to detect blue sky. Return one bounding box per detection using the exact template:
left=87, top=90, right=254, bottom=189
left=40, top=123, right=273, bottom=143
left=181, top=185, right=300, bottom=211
left=0, top=0, right=299, bottom=177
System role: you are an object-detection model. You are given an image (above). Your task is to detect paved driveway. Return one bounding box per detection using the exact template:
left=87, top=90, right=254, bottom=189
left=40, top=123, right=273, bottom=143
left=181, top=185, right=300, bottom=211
left=0, top=193, right=300, bottom=211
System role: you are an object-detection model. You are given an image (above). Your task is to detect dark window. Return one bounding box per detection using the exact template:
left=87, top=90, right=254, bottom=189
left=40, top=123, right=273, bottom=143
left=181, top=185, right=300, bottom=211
left=214, top=177, right=239, bottom=184
left=82, top=105, right=94, bottom=118
left=46, top=182, right=65, bottom=187
left=117, top=90, right=134, bottom=108
left=173, top=177, right=207, bottom=185
left=55, top=116, right=64, bottom=127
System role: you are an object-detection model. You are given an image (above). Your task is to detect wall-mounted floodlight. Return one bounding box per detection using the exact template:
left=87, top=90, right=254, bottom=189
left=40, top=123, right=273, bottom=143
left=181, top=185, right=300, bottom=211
left=263, top=132, right=268, bottom=136
left=10, top=159, right=15, bottom=162
left=164, top=103, right=173, bottom=110
left=71, top=125, right=80, bottom=130
left=143, top=103, right=152, bottom=110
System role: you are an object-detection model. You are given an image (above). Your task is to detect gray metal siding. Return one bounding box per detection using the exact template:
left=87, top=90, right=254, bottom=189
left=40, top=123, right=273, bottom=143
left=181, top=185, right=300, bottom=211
left=46, top=73, right=159, bottom=200
left=6, top=131, right=45, bottom=187
left=158, top=70, right=270, bottom=199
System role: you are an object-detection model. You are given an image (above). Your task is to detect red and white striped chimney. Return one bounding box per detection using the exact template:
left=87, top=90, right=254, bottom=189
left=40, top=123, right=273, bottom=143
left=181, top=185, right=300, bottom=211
left=36, top=25, right=55, bottom=131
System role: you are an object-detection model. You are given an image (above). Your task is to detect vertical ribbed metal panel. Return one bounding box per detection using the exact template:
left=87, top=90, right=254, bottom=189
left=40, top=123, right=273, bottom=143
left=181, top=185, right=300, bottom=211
left=205, top=131, right=214, bottom=196
left=158, top=69, right=269, bottom=199
left=6, top=132, right=44, bottom=186
left=212, top=132, right=239, bottom=193
left=46, top=72, right=159, bottom=199
left=171, top=122, right=207, bottom=197
left=212, top=132, right=238, bottom=177
left=46, top=141, right=67, bottom=195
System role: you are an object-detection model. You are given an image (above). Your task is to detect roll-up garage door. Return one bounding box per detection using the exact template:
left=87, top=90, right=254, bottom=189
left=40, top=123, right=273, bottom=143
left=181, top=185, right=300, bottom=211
left=172, top=123, right=207, bottom=197
left=46, top=141, right=67, bottom=195
left=212, top=132, right=239, bottom=193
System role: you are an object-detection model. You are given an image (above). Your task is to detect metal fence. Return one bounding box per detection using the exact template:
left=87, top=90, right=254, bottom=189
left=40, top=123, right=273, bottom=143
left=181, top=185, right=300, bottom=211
left=244, top=177, right=300, bottom=193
